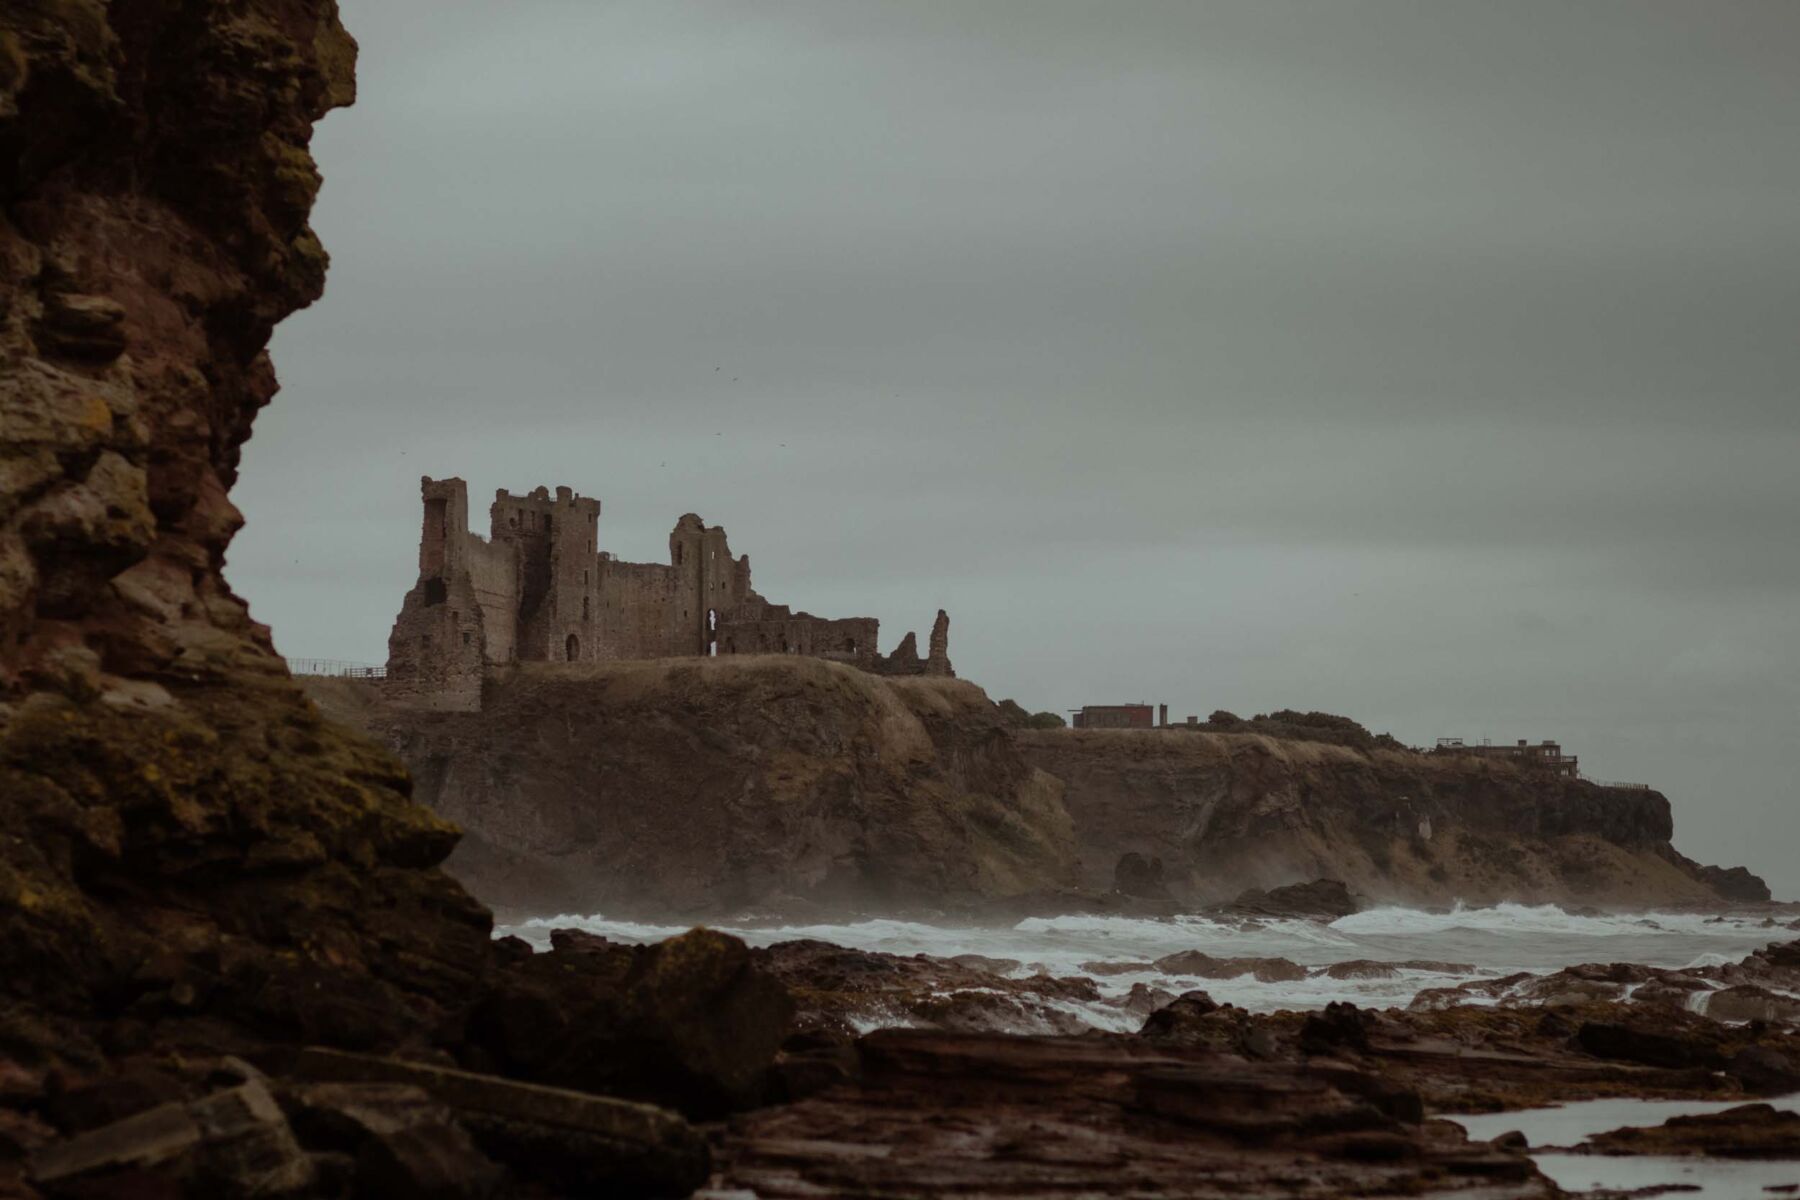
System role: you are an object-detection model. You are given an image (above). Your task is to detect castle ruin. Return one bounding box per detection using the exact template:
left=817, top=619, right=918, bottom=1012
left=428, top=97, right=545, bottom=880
left=386, top=477, right=952, bottom=710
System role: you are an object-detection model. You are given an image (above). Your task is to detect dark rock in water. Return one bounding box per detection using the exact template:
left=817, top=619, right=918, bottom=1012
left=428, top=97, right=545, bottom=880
left=1113, top=983, right=1179, bottom=1018
left=1229, top=878, right=1359, bottom=920
left=1081, top=959, right=1157, bottom=976
left=756, top=938, right=1109, bottom=1037
left=947, top=954, right=1022, bottom=975
left=1577, top=1102, right=1800, bottom=1158
left=1692, top=864, right=1773, bottom=903
left=1727, top=1046, right=1800, bottom=1095
left=1114, top=852, right=1172, bottom=899
left=1322, top=959, right=1475, bottom=980
left=470, top=927, right=792, bottom=1118
left=1325, top=960, right=1401, bottom=980
left=1153, top=950, right=1308, bottom=983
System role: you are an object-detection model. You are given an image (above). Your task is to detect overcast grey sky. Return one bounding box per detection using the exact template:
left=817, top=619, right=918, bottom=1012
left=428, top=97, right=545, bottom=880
left=231, top=1, right=1800, bottom=897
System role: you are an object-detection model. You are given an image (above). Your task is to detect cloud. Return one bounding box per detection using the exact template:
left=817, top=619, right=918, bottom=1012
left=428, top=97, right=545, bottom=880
left=234, top=0, right=1800, bottom=895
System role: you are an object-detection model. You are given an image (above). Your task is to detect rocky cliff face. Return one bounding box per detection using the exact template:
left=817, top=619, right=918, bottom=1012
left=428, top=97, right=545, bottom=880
left=1019, top=729, right=1760, bottom=907
left=0, top=0, right=520, bottom=1065
left=314, top=658, right=1078, bottom=917
left=0, top=13, right=814, bottom=1193
left=315, top=665, right=1760, bottom=918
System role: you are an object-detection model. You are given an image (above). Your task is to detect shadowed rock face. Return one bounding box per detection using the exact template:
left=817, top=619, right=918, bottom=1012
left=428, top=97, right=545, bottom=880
left=1019, top=729, right=1766, bottom=906
left=309, top=660, right=1080, bottom=918
left=6, top=6, right=777, bottom=1189
left=0, top=0, right=501, bottom=1074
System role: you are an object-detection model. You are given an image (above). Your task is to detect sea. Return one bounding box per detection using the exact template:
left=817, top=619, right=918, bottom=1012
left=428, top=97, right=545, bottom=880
left=499, top=902, right=1796, bottom=1033
left=500, top=904, right=1800, bottom=1192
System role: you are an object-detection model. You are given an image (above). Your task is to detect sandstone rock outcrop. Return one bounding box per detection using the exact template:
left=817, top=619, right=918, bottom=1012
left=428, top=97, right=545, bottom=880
left=313, top=659, right=1078, bottom=916
left=711, top=1028, right=1553, bottom=1197
left=0, top=0, right=499, bottom=1077
left=0, top=6, right=788, bottom=1196
left=314, top=666, right=1761, bottom=917
left=1019, top=728, right=1765, bottom=906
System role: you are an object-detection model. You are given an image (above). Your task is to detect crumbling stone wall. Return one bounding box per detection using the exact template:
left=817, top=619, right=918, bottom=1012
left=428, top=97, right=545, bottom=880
left=867, top=610, right=955, bottom=677
left=386, top=476, right=952, bottom=707
left=715, top=604, right=879, bottom=666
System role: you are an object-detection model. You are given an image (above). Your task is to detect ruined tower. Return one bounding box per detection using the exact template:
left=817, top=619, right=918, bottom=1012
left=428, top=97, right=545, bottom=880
left=385, top=477, right=489, bottom=711
left=385, top=474, right=951, bottom=709
left=926, top=609, right=953, bottom=677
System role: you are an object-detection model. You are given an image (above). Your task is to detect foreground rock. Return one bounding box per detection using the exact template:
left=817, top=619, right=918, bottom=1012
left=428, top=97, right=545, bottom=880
left=287, top=1048, right=710, bottom=1194
left=756, top=939, right=1156, bottom=1038
left=23, top=1051, right=710, bottom=1199
left=710, top=1029, right=1551, bottom=1198
left=471, top=928, right=793, bottom=1116
left=0, top=0, right=502, bottom=1074
left=0, top=8, right=788, bottom=1196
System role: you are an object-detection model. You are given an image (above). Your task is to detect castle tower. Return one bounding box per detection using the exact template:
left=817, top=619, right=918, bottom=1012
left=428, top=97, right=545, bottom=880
left=925, top=608, right=954, bottom=676
left=385, top=476, right=489, bottom=711
left=491, top=485, right=601, bottom=662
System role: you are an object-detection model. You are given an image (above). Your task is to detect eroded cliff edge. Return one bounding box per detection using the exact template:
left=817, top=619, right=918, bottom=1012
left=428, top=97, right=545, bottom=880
left=311, top=659, right=1078, bottom=917
left=0, top=0, right=512, bottom=1052
left=313, top=666, right=1761, bottom=917
left=0, top=11, right=804, bottom=1193
left=1020, top=729, right=1762, bottom=908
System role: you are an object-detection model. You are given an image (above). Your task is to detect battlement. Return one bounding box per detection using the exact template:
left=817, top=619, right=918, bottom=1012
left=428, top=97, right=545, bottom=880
left=386, top=475, right=952, bottom=710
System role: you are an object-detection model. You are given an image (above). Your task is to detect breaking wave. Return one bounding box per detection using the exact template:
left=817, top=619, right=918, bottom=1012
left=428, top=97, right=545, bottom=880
left=1332, top=901, right=1759, bottom=939
left=503, top=903, right=1790, bottom=1019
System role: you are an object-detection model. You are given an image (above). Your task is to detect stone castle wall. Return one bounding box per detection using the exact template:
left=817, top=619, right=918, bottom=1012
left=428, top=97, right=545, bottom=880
left=387, top=476, right=952, bottom=708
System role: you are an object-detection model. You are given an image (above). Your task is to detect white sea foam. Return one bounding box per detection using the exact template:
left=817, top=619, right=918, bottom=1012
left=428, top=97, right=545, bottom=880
left=1330, top=901, right=1770, bottom=939
left=1682, top=950, right=1745, bottom=969
left=499, top=903, right=1793, bottom=1024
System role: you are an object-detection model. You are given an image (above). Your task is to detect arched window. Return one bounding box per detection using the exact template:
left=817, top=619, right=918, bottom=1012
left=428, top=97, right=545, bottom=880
left=565, top=633, right=580, bottom=661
